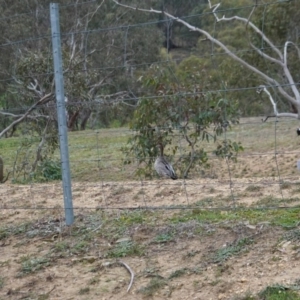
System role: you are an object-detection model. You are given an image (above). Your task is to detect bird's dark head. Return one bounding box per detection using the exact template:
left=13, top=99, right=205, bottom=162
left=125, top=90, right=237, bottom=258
left=156, top=142, right=164, bottom=156
left=297, top=128, right=300, bottom=136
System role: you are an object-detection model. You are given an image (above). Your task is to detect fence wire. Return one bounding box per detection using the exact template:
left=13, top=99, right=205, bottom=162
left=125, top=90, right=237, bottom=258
left=0, top=0, right=300, bottom=225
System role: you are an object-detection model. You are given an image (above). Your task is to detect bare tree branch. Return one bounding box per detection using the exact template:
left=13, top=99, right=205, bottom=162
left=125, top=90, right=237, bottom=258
left=257, top=85, right=297, bottom=120
left=0, top=93, right=52, bottom=138
left=111, top=0, right=298, bottom=108
left=27, top=78, right=43, bottom=97
left=209, top=1, right=300, bottom=108
left=31, top=119, right=51, bottom=171
left=88, top=71, right=114, bottom=97
left=208, top=0, right=283, bottom=60
left=0, top=111, right=49, bottom=120
left=112, top=0, right=300, bottom=119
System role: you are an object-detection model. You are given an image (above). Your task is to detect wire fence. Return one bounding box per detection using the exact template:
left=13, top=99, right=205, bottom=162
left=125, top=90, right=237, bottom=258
left=0, top=0, right=300, bottom=224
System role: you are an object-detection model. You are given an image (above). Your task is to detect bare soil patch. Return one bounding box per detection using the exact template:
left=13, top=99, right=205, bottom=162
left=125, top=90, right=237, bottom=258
left=1, top=176, right=300, bottom=300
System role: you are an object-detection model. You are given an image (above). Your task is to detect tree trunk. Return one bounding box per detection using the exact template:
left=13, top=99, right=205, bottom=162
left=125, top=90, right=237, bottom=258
left=80, top=109, right=92, bottom=130
left=68, top=110, right=80, bottom=131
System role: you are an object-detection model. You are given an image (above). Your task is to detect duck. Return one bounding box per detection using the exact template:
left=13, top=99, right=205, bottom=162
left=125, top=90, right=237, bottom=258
left=154, top=143, right=177, bottom=180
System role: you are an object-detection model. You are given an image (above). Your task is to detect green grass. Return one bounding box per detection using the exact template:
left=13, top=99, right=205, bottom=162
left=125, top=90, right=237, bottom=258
left=66, top=129, right=131, bottom=181
left=169, top=207, right=300, bottom=229
left=1, top=117, right=300, bottom=182
left=259, top=285, right=300, bottom=300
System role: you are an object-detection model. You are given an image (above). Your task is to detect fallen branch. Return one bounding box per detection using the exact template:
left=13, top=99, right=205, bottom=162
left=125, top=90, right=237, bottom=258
left=118, top=260, right=134, bottom=292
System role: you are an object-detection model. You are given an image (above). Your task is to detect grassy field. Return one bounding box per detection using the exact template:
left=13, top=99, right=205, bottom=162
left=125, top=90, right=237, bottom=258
left=1, top=117, right=300, bottom=299
left=1, top=117, right=300, bottom=182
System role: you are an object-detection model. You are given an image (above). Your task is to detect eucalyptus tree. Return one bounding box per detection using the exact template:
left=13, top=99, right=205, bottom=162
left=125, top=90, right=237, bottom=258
left=0, top=0, right=162, bottom=181
left=116, top=0, right=300, bottom=178
left=113, top=0, right=300, bottom=117
left=122, top=59, right=242, bottom=179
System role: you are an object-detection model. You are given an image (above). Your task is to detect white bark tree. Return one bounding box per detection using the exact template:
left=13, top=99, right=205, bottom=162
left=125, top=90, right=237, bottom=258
left=112, top=0, right=300, bottom=120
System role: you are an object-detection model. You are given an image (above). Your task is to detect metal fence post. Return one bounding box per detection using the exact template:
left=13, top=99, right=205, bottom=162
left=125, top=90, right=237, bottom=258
left=50, top=3, right=74, bottom=225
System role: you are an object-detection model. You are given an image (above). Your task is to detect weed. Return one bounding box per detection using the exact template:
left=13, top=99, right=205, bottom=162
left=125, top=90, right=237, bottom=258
left=34, top=159, right=62, bottom=182
left=138, top=277, right=168, bottom=297
left=271, top=208, right=300, bottom=228
left=209, top=187, right=216, bottom=193
left=284, top=229, right=300, bottom=242
left=89, top=277, right=100, bottom=285
left=195, top=197, right=216, bottom=207
left=115, top=210, right=146, bottom=226
left=170, top=209, right=232, bottom=224
left=0, top=228, right=8, bottom=240
left=79, top=287, right=90, bottom=295
left=0, top=276, right=4, bottom=289
left=107, top=241, right=144, bottom=258
left=53, top=241, right=70, bottom=253
left=168, top=267, right=202, bottom=279
left=213, top=237, right=253, bottom=263
left=232, top=291, right=257, bottom=300
left=259, top=285, right=300, bottom=300
left=19, top=256, right=50, bottom=276
left=168, top=268, right=189, bottom=279
left=280, top=182, right=291, bottom=190
left=215, top=264, right=231, bottom=277
left=184, top=250, right=201, bottom=258
left=169, top=207, right=300, bottom=230
left=245, top=185, right=262, bottom=192
left=210, top=279, right=221, bottom=286
left=0, top=222, right=32, bottom=240
left=110, top=186, right=132, bottom=196
left=291, top=187, right=300, bottom=195
left=73, top=241, right=89, bottom=254
left=154, top=233, right=174, bottom=243
left=36, top=294, right=50, bottom=300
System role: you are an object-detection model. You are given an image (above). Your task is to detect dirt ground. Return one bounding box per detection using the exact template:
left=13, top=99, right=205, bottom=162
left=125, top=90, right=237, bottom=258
left=1, top=175, right=300, bottom=300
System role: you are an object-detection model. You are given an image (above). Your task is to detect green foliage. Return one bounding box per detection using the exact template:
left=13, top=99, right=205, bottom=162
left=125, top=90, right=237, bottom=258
left=123, top=62, right=242, bottom=178
left=34, top=159, right=62, bottom=182
left=11, top=130, right=59, bottom=183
